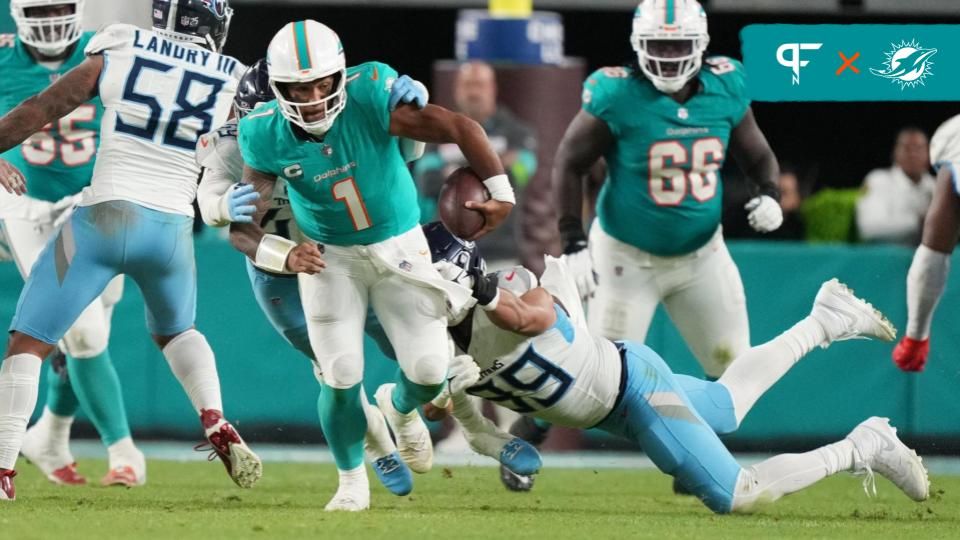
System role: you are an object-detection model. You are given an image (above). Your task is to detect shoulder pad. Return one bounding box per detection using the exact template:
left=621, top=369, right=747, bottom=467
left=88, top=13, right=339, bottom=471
left=197, top=122, right=242, bottom=172
left=84, top=24, right=137, bottom=56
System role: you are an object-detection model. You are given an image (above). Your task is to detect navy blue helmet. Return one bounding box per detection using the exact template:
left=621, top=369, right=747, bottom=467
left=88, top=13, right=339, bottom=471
left=152, top=0, right=233, bottom=52
left=422, top=221, right=485, bottom=275
left=233, top=59, right=273, bottom=119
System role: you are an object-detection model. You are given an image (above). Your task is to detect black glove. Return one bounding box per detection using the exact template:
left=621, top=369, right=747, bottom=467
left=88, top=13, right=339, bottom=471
left=558, top=216, right=588, bottom=255
left=467, top=268, right=500, bottom=308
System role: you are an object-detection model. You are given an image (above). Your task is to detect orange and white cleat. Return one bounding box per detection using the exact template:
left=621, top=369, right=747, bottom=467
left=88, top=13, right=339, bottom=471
left=20, top=427, right=87, bottom=486
left=0, top=469, right=15, bottom=501
left=48, top=463, right=87, bottom=486
left=101, top=466, right=144, bottom=487
left=195, top=409, right=262, bottom=488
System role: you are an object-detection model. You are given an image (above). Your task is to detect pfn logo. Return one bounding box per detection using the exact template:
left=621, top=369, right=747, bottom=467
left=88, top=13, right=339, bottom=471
left=777, top=43, right=823, bottom=85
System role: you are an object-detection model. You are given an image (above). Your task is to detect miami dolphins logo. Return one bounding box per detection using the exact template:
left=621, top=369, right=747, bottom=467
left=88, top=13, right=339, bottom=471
left=870, top=39, right=937, bottom=90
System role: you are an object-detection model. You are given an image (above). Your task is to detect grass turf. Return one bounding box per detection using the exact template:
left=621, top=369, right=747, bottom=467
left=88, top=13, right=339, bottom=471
left=2, top=459, right=956, bottom=539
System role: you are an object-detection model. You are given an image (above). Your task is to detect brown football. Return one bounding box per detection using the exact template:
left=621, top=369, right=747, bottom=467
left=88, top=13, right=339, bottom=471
left=438, top=167, right=489, bottom=239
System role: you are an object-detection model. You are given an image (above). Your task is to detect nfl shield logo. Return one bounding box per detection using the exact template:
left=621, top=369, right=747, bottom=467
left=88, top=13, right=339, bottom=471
left=399, top=260, right=413, bottom=272
left=615, top=266, right=623, bottom=277
left=677, top=107, right=689, bottom=120
left=270, top=297, right=282, bottom=306
left=322, top=145, right=334, bottom=156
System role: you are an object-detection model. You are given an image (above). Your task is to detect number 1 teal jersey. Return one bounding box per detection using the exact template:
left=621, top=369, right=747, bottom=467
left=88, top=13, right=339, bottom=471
left=239, top=62, right=420, bottom=246
left=0, top=32, right=101, bottom=203
left=583, top=58, right=750, bottom=256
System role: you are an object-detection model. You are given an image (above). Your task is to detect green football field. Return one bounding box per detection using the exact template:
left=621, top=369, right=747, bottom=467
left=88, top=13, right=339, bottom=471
left=3, top=460, right=957, bottom=540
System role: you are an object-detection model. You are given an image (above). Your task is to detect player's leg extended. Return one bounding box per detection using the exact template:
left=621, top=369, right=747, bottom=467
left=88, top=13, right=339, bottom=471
left=716, top=279, right=896, bottom=428
left=2, top=218, right=84, bottom=484
left=1, top=208, right=121, bottom=499
left=122, top=202, right=259, bottom=489
left=369, top=232, right=451, bottom=475
left=587, top=223, right=660, bottom=343
left=661, top=234, right=750, bottom=378
left=300, top=262, right=371, bottom=511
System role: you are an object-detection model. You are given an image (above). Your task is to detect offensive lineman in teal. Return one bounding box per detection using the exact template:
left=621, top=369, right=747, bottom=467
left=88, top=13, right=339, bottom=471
left=233, top=20, right=513, bottom=511
left=556, top=0, right=782, bottom=378
left=0, top=0, right=142, bottom=487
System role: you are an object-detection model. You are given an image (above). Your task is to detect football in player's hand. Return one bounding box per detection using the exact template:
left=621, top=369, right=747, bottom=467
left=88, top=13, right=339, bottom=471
left=438, top=167, right=490, bottom=239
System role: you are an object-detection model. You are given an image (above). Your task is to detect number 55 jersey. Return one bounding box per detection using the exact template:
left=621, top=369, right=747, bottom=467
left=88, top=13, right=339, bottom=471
left=83, top=24, right=243, bottom=215
left=0, top=32, right=101, bottom=203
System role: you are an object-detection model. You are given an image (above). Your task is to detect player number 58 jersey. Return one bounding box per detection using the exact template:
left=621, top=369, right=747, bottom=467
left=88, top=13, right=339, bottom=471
left=81, top=24, right=244, bottom=216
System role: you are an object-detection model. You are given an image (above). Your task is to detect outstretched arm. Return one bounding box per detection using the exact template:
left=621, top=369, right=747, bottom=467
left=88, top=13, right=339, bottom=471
left=390, top=104, right=511, bottom=240
left=0, top=56, right=103, bottom=195
left=469, top=271, right=557, bottom=336
left=0, top=56, right=103, bottom=154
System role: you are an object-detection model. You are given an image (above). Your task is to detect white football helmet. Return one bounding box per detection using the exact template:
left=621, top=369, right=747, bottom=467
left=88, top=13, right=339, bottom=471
left=631, top=0, right=709, bottom=94
left=11, top=0, right=85, bottom=57
left=930, top=114, right=960, bottom=169
left=267, top=20, right=347, bottom=137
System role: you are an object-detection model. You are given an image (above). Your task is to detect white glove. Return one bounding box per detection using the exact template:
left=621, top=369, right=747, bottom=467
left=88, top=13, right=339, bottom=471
left=447, top=353, right=481, bottom=395
left=560, top=249, right=597, bottom=300
left=745, top=195, right=783, bottom=233
left=433, top=260, right=475, bottom=289
left=51, top=193, right=83, bottom=228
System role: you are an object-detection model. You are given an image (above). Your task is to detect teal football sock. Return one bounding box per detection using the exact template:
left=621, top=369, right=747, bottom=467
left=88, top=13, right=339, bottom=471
left=44, top=356, right=79, bottom=417
left=317, top=383, right=367, bottom=470
left=67, top=350, right=131, bottom=446
left=391, top=370, right=443, bottom=415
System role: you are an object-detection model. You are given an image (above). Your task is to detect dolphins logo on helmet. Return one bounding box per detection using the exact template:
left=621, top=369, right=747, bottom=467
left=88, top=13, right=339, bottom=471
left=870, top=39, right=937, bottom=90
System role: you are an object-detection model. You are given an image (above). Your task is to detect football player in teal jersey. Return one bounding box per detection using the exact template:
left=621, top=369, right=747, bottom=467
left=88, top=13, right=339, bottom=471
left=233, top=20, right=513, bottom=511
left=0, top=0, right=142, bottom=488
left=556, top=0, right=781, bottom=379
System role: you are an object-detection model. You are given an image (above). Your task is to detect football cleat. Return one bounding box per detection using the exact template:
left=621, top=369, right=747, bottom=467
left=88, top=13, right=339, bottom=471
left=500, top=465, right=535, bottom=492
left=811, top=279, right=896, bottom=346
left=892, top=337, right=929, bottom=372
left=101, top=466, right=141, bottom=488
left=364, top=402, right=414, bottom=496
left=846, top=417, right=929, bottom=502
left=499, top=438, right=542, bottom=476
left=370, top=451, right=413, bottom=497
left=196, top=409, right=262, bottom=488
left=375, top=384, right=433, bottom=474
left=324, top=487, right=370, bottom=512
left=20, top=424, right=85, bottom=486
left=0, top=469, right=15, bottom=500
left=103, top=444, right=146, bottom=487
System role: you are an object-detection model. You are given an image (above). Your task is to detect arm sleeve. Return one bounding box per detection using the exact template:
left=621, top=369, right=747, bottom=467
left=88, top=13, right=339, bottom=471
left=905, top=244, right=951, bottom=339
left=197, top=167, right=237, bottom=227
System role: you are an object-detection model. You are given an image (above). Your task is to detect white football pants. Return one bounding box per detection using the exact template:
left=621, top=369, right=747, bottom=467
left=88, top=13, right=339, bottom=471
left=588, top=223, right=749, bottom=378
left=298, top=226, right=449, bottom=389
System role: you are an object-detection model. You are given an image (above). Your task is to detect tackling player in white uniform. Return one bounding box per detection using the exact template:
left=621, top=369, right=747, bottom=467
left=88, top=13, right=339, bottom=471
left=892, top=114, right=960, bottom=372
left=0, top=0, right=261, bottom=501
left=427, top=239, right=928, bottom=513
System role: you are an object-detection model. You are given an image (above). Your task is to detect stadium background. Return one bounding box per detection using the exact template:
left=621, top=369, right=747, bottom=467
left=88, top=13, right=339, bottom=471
left=1, top=0, right=959, bottom=454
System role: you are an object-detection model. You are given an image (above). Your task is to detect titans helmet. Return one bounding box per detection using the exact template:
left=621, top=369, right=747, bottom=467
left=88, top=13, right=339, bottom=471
left=233, top=59, right=273, bottom=119
left=152, top=0, right=233, bottom=53
left=422, top=221, right=485, bottom=275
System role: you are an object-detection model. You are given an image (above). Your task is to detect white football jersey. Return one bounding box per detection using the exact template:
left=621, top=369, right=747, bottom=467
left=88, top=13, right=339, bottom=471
left=196, top=120, right=297, bottom=239
left=459, top=258, right=624, bottom=428
left=81, top=24, right=244, bottom=216
left=931, top=114, right=960, bottom=192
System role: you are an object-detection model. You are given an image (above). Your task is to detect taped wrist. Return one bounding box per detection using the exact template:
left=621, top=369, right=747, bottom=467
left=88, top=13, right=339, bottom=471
left=255, top=234, right=297, bottom=273
left=483, top=174, right=515, bottom=205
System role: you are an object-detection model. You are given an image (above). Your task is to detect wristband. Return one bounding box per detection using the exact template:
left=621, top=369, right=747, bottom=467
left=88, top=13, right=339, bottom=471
left=483, top=174, right=515, bottom=205
left=481, top=288, right=501, bottom=311
left=255, top=234, right=297, bottom=273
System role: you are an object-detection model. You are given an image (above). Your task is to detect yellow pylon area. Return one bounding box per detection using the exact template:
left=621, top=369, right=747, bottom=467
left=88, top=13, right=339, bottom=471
left=489, top=0, right=533, bottom=17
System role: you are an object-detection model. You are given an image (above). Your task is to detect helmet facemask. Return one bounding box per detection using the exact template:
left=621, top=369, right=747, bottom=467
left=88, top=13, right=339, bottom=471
left=630, top=0, right=710, bottom=94
left=12, top=0, right=84, bottom=58
left=632, top=34, right=707, bottom=94
left=271, top=70, right=347, bottom=137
